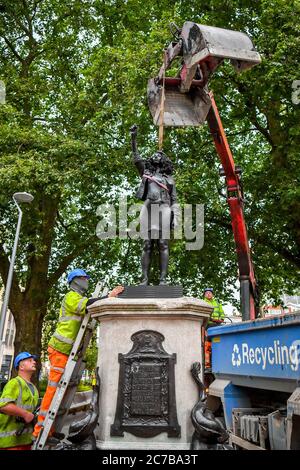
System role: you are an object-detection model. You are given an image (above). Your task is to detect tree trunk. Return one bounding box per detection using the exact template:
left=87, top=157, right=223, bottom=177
left=12, top=298, right=48, bottom=384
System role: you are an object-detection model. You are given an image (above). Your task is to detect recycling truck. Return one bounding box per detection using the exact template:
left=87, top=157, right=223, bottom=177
left=207, top=312, right=300, bottom=450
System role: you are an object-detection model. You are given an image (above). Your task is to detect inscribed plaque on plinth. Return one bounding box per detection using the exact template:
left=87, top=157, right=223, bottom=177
left=111, top=330, right=180, bottom=438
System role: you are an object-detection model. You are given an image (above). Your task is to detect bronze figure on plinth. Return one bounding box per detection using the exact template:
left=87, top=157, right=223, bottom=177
left=130, top=125, right=177, bottom=286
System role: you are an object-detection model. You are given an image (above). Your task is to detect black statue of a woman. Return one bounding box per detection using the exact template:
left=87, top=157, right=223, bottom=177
left=130, top=125, right=177, bottom=286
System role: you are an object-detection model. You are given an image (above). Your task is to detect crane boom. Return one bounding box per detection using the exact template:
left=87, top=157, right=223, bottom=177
left=147, top=22, right=261, bottom=319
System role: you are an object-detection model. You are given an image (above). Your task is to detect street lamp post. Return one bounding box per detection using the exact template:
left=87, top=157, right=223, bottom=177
left=0, top=192, right=34, bottom=345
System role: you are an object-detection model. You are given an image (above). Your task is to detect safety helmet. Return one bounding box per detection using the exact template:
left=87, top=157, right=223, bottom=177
left=204, top=287, right=214, bottom=294
left=67, top=269, right=90, bottom=284
left=14, top=352, right=37, bottom=369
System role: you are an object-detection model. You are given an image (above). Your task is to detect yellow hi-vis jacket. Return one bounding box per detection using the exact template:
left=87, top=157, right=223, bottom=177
left=0, top=376, right=38, bottom=448
left=48, top=290, right=88, bottom=355
left=203, top=298, right=225, bottom=326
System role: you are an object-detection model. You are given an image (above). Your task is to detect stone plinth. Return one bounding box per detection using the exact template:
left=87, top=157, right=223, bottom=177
left=88, top=297, right=212, bottom=450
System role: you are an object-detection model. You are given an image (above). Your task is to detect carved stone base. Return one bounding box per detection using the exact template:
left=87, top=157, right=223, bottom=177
left=88, top=297, right=212, bottom=450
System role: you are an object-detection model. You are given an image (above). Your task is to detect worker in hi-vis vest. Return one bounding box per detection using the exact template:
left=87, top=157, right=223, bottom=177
left=33, top=269, right=123, bottom=439
left=203, top=287, right=225, bottom=370
left=0, top=352, right=39, bottom=450
left=203, top=287, right=225, bottom=327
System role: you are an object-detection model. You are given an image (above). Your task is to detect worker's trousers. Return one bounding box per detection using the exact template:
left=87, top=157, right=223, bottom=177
left=204, top=339, right=212, bottom=369
left=32, top=346, right=69, bottom=438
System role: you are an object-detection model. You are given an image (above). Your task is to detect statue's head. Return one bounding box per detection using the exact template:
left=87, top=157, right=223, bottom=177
left=151, top=151, right=164, bottom=165
left=147, top=150, right=173, bottom=175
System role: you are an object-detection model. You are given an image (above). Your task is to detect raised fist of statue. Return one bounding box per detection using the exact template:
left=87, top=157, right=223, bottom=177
left=130, top=124, right=138, bottom=136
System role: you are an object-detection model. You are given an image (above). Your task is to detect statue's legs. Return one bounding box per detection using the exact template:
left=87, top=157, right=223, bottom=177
left=140, top=239, right=153, bottom=285
left=158, top=239, right=169, bottom=285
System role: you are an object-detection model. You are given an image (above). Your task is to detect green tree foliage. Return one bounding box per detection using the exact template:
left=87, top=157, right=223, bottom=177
left=84, top=331, right=98, bottom=376
left=0, top=0, right=299, bottom=366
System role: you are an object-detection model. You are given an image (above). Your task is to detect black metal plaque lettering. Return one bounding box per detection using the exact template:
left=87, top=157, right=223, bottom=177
left=111, top=330, right=181, bottom=438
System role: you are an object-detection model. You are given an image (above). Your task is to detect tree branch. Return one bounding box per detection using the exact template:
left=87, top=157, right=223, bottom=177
left=47, top=237, right=96, bottom=287
left=2, top=36, right=24, bottom=63
left=31, top=0, right=44, bottom=22
left=225, top=77, right=274, bottom=147
left=56, top=210, right=93, bottom=231
left=254, top=233, right=300, bottom=269
left=206, top=215, right=300, bottom=269
left=249, top=113, right=273, bottom=147
left=12, top=5, right=34, bottom=41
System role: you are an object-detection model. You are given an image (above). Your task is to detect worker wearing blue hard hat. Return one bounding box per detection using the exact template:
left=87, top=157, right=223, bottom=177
left=33, top=268, right=124, bottom=439
left=67, top=268, right=90, bottom=284
left=204, top=287, right=214, bottom=294
left=0, top=352, right=39, bottom=450
left=13, top=352, right=37, bottom=369
left=203, top=287, right=225, bottom=326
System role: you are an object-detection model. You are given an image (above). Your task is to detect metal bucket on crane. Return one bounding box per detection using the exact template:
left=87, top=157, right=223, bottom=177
left=147, top=78, right=211, bottom=127
left=147, top=21, right=261, bottom=127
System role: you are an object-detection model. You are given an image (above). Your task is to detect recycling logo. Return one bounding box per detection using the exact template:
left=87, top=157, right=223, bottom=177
left=232, top=344, right=241, bottom=367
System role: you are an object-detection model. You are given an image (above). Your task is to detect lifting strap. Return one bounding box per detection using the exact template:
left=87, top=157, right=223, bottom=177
left=158, top=50, right=167, bottom=150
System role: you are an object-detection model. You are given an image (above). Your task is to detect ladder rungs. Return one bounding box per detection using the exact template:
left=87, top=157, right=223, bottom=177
left=32, top=312, right=95, bottom=450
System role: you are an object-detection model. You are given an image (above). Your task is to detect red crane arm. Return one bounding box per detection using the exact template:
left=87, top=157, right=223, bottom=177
left=206, top=92, right=259, bottom=320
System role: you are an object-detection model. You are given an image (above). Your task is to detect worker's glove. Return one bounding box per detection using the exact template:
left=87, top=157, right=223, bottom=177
left=16, top=411, right=35, bottom=425
left=15, top=410, right=37, bottom=436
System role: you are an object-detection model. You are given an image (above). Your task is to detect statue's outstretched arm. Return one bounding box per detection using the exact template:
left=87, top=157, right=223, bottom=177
left=130, top=124, right=145, bottom=176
